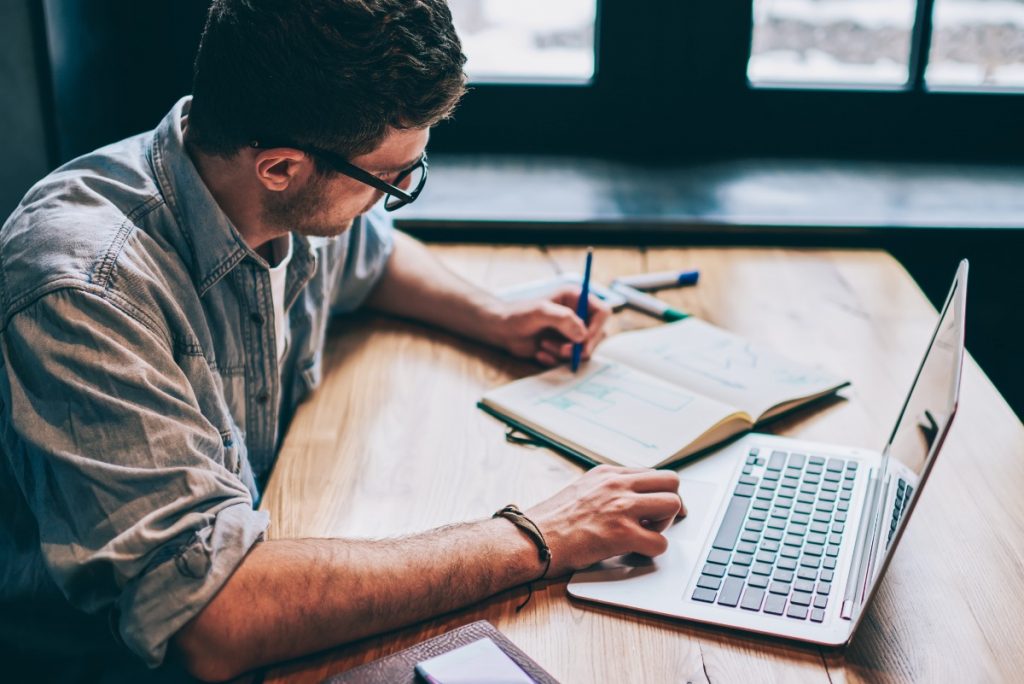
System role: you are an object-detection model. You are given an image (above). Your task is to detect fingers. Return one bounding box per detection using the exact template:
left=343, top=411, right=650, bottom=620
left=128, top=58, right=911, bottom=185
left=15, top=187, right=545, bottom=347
left=622, top=469, right=680, bottom=494
left=630, top=492, right=683, bottom=521
left=539, top=301, right=587, bottom=343
left=628, top=524, right=670, bottom=557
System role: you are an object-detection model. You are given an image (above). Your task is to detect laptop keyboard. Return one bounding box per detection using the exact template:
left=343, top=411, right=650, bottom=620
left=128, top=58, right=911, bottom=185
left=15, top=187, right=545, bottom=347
left=887, top=478, right=914, bottom=546
left=690, top=448, right=857, bottom=622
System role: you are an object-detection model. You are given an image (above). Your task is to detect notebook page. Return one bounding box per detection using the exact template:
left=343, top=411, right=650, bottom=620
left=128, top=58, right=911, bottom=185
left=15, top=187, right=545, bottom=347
left=481, top=358, right=743, bottom=468
left=600, top=318, right=846, bottom=420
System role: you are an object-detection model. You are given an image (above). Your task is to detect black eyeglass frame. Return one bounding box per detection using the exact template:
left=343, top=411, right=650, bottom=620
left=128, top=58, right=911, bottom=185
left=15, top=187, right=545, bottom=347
left=250, top=140, right=428, bottom=212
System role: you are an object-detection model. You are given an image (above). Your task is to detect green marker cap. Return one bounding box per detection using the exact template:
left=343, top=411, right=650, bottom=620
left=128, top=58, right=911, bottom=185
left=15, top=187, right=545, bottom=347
left=662, top=308, right=689, bottom=321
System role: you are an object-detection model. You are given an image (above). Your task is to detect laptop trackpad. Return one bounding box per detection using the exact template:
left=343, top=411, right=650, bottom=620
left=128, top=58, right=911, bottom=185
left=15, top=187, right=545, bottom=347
left=672, top=479, right=721, bottom=543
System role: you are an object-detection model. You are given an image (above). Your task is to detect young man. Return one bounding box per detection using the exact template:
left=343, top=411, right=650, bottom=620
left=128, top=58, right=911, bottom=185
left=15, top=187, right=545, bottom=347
left=0, top=1, right=685, bottom=680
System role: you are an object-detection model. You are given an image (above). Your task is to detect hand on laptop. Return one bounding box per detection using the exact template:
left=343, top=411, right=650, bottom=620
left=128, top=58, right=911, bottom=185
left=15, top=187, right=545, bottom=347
left=490, top=287, right=611, bottom=366
left=526, top=465, right=686, bottom=577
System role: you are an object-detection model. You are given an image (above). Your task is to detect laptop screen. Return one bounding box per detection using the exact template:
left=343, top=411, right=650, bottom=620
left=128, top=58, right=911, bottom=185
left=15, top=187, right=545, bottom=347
left=854, top=260, right=967, bottom=620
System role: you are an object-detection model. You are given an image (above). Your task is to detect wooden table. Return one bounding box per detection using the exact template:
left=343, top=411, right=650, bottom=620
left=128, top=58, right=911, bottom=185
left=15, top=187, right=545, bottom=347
left=261, top=246, right=1024, bottom=684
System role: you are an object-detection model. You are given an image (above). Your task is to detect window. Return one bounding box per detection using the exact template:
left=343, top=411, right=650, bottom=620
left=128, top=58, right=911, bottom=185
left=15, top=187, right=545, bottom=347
left=926, top=0, right=1024, bottom=89
left=447, top=0, right=597, bottom=83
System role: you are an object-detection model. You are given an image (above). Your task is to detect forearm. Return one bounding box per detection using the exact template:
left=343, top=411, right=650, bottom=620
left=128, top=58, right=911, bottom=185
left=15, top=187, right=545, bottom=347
left=365, top=231, right=503, bottom=346
left=174, top=517, right=541, bottom=681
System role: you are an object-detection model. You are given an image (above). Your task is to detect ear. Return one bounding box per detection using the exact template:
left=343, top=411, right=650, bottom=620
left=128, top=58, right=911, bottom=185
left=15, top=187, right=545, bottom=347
left=253, top=148, right=311, bottom=192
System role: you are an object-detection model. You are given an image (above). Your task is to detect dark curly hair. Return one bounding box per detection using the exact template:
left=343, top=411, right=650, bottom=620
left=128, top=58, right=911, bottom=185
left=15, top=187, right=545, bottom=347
left=186, top=0, right=466, bottom=159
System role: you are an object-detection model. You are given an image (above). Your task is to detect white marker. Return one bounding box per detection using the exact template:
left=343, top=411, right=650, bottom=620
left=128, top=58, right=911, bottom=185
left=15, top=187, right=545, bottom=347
left=614, top=269, right=699, bottom=291
left=610, top=282, right=690, bottom=322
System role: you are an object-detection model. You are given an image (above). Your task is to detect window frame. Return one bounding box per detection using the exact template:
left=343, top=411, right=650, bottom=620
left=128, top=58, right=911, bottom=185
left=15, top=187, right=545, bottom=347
left=431, top=0, right=1024, bottom=162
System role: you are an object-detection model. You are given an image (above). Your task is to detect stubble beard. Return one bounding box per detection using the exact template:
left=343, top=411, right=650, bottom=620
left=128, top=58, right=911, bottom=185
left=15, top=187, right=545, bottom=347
left=263, top=172, right=354, bottom=238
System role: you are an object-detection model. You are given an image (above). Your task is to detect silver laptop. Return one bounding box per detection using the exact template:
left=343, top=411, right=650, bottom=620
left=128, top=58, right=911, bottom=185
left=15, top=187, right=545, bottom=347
left=568, top=260, right=968, bottom=646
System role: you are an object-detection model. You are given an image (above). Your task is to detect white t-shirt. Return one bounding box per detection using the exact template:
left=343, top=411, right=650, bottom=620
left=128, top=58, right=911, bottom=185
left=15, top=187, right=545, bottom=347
left=267, top=234, right=294, bottom=365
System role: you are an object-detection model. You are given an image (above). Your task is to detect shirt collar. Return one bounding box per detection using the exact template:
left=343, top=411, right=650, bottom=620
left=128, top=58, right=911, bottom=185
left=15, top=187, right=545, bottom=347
left=150, top=96, right=256, bottom=296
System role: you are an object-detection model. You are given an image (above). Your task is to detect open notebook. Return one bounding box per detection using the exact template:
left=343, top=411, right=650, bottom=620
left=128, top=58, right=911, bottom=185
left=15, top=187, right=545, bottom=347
left=479, top=318, right=849, bottom=468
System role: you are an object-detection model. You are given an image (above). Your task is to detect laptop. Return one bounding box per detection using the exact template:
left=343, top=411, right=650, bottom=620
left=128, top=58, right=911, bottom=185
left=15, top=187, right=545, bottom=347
left=568, top=260, right=968, bottom=646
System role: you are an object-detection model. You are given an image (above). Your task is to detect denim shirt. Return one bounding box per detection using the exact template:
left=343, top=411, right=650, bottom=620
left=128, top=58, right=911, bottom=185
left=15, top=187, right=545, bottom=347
left=0, top=97, right=394, bottom=674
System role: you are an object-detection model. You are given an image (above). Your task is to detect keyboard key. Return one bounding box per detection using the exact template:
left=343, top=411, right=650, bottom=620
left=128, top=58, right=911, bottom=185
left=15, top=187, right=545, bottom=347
left=844, top=469, right=856, bottom=480
left=810, top=608, right=826, bottom=622
left=742, top=465, right=753, bottom=475
left=767, top=451, right=787, bottom=471
left=798, top=493, right=815, bottom=505
left=777, top=487, right=796, bottom=500
left=824, top=471, right=842, bottom=483
left=739, top=474, right=758, bottom=486
left=712, top=495, right=752, bottom=551
left=804, top=474, right=820, bottom=486
left=756, top=551, right=777, bottom=565
left=788, top=453, right=807, bottom=468
left=741, top=587, right=766, bottom=611
left=764, top=593, right=786, bottom=615
left=756, top=488, right=774, bottom=501
left=787, top=604, right=809, bottom=620
left=815, top=501, right=834, bottom=513
left=840, top=490, right=852, bottom=501
left=826, top=545, right=841, bottom=557
left=847, top=461, right=858, bottom=470
left=783, top=534, right=803, bottom=547
left=769, top=581, right=791, bottom=595
left=748, top=574, right=769, bottom=589
left=832, top=523, right=845, bottom=535
left=764, top=529, right=783, bottom=541
left=807, top=532, right=826, bottom=545
left=794, top=502, right=813, bottom=515
left=790, top=591, right=813, bottom=606
left=717, top=577, right=744, bottom=606
left=820, top=569, right=834, bottom=582
left=791, top=514, right=810, bottom=526
left=837, top=501, right=850, bottom=512
left=822, top=481, right=839, bottom=493
left=708, top=549, right=731, bottom=565
left=733, top=553, right=753, bottom=566
left=782, top=477, right=800, bottom=489
left=703, top=562, right=727, bottom=577
left=737, top=541, right=756, bottom=555
left=744, top=519, right=764, bottom=533
left=814, top=595, right=828, bottom=609
left=774, top=569, right=794, bottom=583
left=813, top=512, right=831, bottom=523
left=749, top=509, right=767, bottom=522
left=804, top=543, right=824, bottom=557
left=823, top=557, right=837, bottom=570
left=692, top=587, right=717, bottom=603
left=735, top=483, right=756, bottom=497
left=761, top=480, right=778, bottom=491
left=775, top=498, right=793, bottom=510
left=728, top=564, right=749, bottom=578
left=779, top=546, right=800, bottom=559
left=797, top=567, right=817, bottom=581
left=741, top=531, right=760, bottom=544
left=760, top=540, right=780, bottom=553
left=794, top=579, right=815, bottom=593
left=777, top=557, right=798, bottom=571
left=842, top=480, right=854, bottom=491
left=751, top=562, right=773, bottom=576
left=820, top=492, right=837, bottom=503
left=828, top=534, right=842, bottom=545
left=806, top=464, right=823, bottom=476
left=800, top=554, right=821, bottom=569
left=697, top=573, right=722, bottom=590
left=800, top=483, right=817, bottom=495
left=826, top=458, right=844, bottom=472
left=767, top=518, right=786, bottom=530
left=752, top=499, right=771, bottom=512
left=771, top=507, right=788, bottom=519
left=755, top=457, right=765, bottom=466
left=809, top=456, right=825, bottom=466
left=817, top=582, right=832, bottom=595
left=835, top=511, right=848, bottom=523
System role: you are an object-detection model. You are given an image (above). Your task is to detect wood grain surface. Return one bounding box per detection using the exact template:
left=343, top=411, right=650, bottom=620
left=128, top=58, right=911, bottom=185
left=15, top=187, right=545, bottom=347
left=259, top=245, right=1024, bottom=684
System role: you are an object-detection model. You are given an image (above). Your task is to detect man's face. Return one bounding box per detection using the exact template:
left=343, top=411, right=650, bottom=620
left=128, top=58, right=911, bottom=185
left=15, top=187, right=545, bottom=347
left=263, top=127, right=429, bottom=237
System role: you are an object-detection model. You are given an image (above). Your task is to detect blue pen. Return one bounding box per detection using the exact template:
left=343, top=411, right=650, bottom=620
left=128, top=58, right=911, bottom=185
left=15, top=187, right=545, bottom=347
left=571, top=247, right=593, bottom=373
left=615, top=269, right=700, bottom=291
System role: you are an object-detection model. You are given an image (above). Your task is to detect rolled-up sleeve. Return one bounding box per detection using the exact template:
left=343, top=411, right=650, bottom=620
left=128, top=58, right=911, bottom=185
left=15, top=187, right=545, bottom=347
left=328, top=202, right=395, bottom=314
left=0, top=286, right=269, bottom=667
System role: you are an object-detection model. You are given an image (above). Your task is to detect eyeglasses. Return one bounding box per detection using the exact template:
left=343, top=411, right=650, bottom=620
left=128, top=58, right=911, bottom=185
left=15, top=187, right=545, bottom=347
left=249, top=140, right=428, bottom=212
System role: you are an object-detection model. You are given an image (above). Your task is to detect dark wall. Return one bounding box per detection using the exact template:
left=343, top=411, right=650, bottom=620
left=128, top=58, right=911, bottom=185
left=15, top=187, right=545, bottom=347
left=41, top=0, right=208, bottom=162
left=0, top=0, right=54, bottom=219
